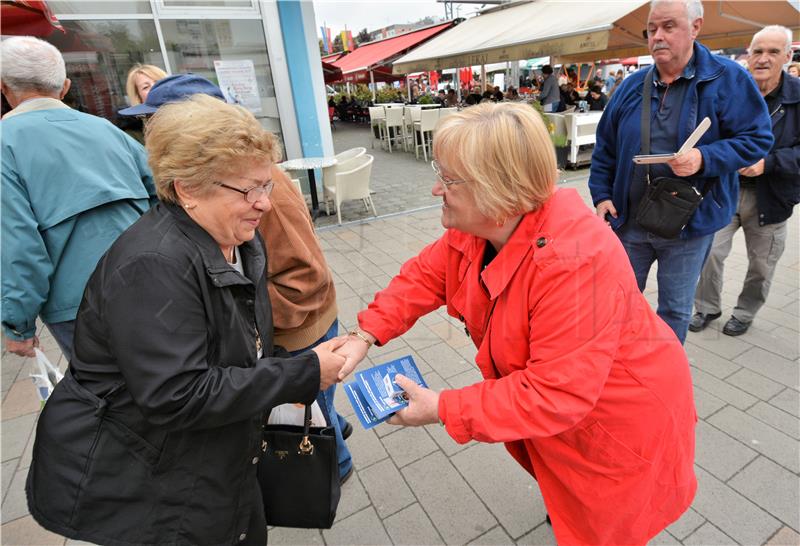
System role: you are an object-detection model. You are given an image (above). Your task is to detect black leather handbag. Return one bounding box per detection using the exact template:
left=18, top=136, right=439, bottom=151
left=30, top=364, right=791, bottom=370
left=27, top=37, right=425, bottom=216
left=258, top=404, right=341, bottom=529
left=635, top=68, right=712, bottom=239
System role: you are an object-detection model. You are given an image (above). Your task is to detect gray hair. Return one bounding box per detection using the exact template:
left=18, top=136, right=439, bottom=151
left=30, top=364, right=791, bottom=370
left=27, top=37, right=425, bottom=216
left=650, top=0, right=704, bottom=21
left=1, top=36, right=66, bottom=94
left=750, top=25, right=793, bottom=53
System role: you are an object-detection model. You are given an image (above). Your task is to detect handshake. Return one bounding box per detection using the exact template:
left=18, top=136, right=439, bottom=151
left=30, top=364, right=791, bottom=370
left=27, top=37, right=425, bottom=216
left=311, top=329, right=376, bottom=391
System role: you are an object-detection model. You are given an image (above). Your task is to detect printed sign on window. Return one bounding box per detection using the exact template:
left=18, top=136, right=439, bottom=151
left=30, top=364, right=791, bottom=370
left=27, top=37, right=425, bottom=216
left=213, top=59, right=262, bottom=114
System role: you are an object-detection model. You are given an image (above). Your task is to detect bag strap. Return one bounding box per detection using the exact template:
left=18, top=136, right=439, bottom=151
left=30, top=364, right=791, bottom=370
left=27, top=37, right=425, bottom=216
left=299, top=404, right=314, bottom=455
left=641, top=67, right=654, bottom=184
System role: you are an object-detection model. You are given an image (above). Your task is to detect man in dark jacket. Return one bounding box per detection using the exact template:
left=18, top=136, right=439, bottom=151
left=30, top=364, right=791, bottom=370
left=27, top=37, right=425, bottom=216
left=588, top=0, right=774, bottom=343
left=691, top=25, right=800, bottom=336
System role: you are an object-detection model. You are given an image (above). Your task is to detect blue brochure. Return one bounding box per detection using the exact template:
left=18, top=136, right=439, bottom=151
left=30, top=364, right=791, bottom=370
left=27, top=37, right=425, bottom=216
left=344, top=355, right=427, bottom=429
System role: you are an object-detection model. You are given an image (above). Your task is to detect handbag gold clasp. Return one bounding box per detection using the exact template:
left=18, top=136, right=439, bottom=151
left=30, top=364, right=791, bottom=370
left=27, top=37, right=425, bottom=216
left=298, top=436, right=314, bottom=455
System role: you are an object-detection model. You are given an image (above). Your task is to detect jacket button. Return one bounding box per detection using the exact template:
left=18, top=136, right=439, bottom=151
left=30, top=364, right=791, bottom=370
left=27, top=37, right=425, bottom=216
left=251, top=456, right=259, bottom=464
left=239, top=533, right=247, bottom=541
left=759, top=213, right=764, bottom=218
left=536, top=237, right=547, bottom=248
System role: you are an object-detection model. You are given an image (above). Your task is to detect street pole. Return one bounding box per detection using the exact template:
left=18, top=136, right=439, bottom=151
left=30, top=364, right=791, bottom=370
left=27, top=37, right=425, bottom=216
left=370, top=70, right=376, bottom=102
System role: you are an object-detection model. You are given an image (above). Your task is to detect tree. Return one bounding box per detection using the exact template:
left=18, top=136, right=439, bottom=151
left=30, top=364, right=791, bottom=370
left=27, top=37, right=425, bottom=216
left=332, top=33, right=342, bottom=53
left=356, top=28, right=370, bottom=44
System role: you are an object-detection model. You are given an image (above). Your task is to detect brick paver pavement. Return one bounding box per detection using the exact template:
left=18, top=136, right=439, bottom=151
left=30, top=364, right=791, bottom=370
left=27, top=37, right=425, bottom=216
left=2, top=123, right=797, bottom=545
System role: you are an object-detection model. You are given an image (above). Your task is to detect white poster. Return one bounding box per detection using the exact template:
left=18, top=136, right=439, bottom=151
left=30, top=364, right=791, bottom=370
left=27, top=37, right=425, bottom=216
left=213, top=59, right=262, bottom=114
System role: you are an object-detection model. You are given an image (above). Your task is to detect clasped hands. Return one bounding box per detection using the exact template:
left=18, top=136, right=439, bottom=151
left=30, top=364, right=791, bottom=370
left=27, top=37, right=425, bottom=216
left=311, top=332, right=440, bottom=426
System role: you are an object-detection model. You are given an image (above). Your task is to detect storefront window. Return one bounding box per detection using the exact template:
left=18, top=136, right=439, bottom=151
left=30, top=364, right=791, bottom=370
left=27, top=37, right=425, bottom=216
left=162, top=0, right=253, bottom=6
left=45, top=20, right=164, bottom=132
left=160, top=19, right=283, bottom=143
left=49, top=1, right=152, bottom=15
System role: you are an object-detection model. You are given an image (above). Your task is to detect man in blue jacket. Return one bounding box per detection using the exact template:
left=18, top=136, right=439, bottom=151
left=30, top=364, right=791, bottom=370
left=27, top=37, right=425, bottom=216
left=1, top=36, right=156, bottom=360
left=588, top=0, right=773, bottom=343
left=691, top=26, right=800, bottom=336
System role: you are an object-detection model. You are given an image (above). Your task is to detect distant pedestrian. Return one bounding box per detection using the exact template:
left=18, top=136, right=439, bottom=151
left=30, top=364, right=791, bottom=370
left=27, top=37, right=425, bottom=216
left=788, top=63, right=800, bottom=78
left=586, top=83, right=608, bottom=110
left=125, top=63, right=167, bottom=105
left=691, top=25, right=800, bottom=336
left=539, top=64, right=559, bottom=112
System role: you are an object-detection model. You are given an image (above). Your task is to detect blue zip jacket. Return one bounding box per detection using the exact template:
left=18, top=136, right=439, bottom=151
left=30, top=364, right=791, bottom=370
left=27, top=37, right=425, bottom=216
left=2, top=106, right=156, bottom=340
left=588, top=42, right=774, bottom=238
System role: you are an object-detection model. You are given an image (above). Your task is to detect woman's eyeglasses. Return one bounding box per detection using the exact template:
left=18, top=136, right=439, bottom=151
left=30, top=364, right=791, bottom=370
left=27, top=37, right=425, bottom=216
left=431, top=160, right=466, bottom=189
left=215, top=180, right=274, bottom=203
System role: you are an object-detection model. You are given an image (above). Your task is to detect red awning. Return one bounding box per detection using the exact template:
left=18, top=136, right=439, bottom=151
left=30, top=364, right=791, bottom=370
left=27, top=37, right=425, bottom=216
left=322, top=60, right=342, bottom=84
left=330, top=22, right=454, bottom=83
left=1, top=0, right=64, bottom=36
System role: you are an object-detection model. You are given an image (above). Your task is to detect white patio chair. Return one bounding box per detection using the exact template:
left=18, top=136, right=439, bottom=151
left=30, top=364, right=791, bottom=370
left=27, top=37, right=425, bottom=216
left=438, top=107, right=458, bottom=120
left=380, top=107, right=404, bottom=153
left=329, top=154, right=376, bottom=225
left=413, top=108, right=439, bottom=162
left=368, top=107, right=385, bottom=149
left=321, top=147, right=367, bottom=214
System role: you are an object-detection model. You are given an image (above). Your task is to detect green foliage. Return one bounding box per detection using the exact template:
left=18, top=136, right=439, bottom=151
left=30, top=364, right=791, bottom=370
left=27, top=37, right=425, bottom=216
left=353, top=84, right=372, bottom=102
left=551, top=133, right=568, bottom=147
left=417, top=94, right=434, bottom=105
left=375, top=86, right=402, bottom=104
left=530, top=100, right=567, bottom=147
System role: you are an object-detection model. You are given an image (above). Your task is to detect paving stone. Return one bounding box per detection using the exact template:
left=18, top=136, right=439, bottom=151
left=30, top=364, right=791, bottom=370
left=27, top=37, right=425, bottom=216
left=451, top=442, right=544, bottom=540
left=336, top=296, right=367, bottom=330
left=1, top=354, right=27, bottom=391
left=692, top=386, right=727, bottom=419
left=419, top=373, right=476, bottom=457
left=418, top=342, right=473, bottom=379
left=685, top=342, right=741, bottom=379
left=747, top=401, right=800, bottom=440
left=695, top=420, right=758, bottom=480
left=686, top=326, right=752, bottom=360
left=2, top=459, right=17, bottom=505
left=358, top=458, right=414, bottom=519
left=1, top=380, right=42, bottom=421
left=334, top=471, right=371, bottom=522
left=1, top=515, right=65, bottom=545
left=707, top=406, right=799, bottom=473
left=690, top=366, right=758, bottom=410
left=765, top=526, right=800, bottom=546
left=769, top=388, right=799, bottom=416
left=728, top=456, right=800, bottom=529
left=647, top=529, right=682, bottom=544
left=381, top=426, right=438, bottom=468
left=1, top=413, right=37, bottom=463
left=456, top=341, right=479, bottom=363
left=691, top=466, right=781, bottom=545
left=383, top=502, right=444, bottom=545
left=268, top=526, right=324, bottom=545
left=446, top=368, right=484, bottom=390
left=516, top=522, right=557, bottom=545
left=402, top=451, right=496, bottom=544
left=403, top=322, right=447, bottom=352
left=468, top=525, right=514, bottom=545
left=733, top=347, right=800, bottom=391
left=2, top=468, right=29, bottom=524
left=726, top=368, right=786, bottom=401
left=344, top=426, right=388, bottom=473
left=428, top=320, right=472, bottom=349
left=323, top=506, right=391, bottom=546
left=64, top=540, right=99, bottom=545
left=666, top=507, right=705, bottom=540
left=682, top=521, right=736, bottom=545
left=756, top=305, right=800, bottom=333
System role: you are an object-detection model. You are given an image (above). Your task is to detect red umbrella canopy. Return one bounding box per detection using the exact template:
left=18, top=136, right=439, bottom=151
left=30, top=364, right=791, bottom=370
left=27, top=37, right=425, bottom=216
left=1, top=0, right=64, bottom=37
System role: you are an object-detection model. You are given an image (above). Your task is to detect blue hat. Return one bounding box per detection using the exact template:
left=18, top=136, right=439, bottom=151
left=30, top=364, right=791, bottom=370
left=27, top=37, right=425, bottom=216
left=118, top=73, right=226, bottom=116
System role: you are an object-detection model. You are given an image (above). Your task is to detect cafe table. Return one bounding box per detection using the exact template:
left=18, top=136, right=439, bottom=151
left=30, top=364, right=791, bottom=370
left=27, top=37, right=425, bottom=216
left=277, top=156, right=337, bottom=220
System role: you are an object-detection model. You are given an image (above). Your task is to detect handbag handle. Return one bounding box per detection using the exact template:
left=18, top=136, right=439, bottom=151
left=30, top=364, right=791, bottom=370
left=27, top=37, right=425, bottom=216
left=298, top=404, right=314, bottom=456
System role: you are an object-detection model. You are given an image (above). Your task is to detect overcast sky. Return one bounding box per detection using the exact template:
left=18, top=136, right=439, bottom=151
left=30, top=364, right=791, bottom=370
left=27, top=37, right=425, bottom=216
left=312, top=0, right=482, bottom=37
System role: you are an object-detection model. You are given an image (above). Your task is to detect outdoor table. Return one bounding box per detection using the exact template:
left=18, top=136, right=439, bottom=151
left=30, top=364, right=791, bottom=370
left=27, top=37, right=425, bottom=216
left=563, top=111, right=603, bottom=165
left=278, top=156, right=337, bottom=220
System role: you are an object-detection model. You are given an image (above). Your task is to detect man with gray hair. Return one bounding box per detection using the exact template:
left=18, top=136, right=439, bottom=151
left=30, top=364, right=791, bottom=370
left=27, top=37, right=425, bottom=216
left=1, top=36, right=155, bottom=360
left=691, top=25, right=799, bottom=336
left=589, top=0, right=773, bottom=343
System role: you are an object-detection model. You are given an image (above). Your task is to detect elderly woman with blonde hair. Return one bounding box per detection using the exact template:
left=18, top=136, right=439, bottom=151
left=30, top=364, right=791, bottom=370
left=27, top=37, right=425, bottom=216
left=125, top=63, right=167, bottom=105
left=335, top=102, right=697, bottom=545
left=26, top=94, right=346, bottom=546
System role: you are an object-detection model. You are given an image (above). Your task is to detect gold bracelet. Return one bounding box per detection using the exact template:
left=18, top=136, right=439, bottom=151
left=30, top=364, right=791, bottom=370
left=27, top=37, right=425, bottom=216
left=348, top=329, right=373, bottom=347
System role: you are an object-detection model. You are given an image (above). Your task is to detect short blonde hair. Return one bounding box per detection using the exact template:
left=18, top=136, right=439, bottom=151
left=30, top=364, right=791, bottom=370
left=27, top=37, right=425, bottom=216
left=432, top=102, right=556, bottom=222
left=145, top=94, right=281, bottom=204
left=125, top=63, right=167, bottom=105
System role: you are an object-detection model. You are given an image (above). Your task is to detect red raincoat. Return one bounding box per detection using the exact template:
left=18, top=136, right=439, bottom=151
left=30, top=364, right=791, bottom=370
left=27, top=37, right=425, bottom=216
left=358, top=189, right=697, bottom=545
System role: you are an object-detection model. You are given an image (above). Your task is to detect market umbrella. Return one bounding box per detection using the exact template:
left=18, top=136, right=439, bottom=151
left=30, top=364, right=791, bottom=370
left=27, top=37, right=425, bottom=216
left=1, top=0, right=63, bottom=36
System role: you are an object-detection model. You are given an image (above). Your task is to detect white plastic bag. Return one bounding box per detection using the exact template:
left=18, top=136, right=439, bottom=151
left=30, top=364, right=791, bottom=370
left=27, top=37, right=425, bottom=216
left=30, top=348, right=64, bottom=405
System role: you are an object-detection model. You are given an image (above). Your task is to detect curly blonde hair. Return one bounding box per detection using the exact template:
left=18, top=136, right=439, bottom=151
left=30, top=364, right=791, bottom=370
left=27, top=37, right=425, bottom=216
left=432, top=102, right=556, bottom=222
left=125, top=63, right=167, bottom=105
left=144, top=94, right=281, bottom=204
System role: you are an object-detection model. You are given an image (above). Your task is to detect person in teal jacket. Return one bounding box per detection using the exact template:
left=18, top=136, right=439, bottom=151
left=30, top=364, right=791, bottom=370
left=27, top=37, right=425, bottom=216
left=1, top=36, right=155, bottom=361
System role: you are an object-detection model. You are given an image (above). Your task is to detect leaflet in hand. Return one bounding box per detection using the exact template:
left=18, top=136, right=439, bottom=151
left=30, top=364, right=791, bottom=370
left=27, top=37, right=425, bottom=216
left=344, top=355, right=427, bottom=429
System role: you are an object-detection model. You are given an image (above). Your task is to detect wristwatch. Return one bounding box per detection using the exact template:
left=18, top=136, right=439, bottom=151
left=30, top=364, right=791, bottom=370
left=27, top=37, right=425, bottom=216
left=348, top=328, right=373, bottom=347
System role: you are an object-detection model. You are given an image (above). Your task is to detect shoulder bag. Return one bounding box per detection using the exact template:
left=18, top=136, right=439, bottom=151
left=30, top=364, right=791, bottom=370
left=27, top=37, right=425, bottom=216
left=258, top=404, right=340, bottom=529
left=635, top=68, right=712, bottom=239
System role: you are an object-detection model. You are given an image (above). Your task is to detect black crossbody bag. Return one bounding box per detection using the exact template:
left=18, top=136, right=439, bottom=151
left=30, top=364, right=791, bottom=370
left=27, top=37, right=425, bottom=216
left=635, top=68, right=711, bottom=239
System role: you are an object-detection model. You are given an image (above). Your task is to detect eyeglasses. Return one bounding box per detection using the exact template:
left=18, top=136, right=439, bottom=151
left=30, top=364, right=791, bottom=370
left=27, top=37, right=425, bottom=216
left=215, top=180, right=274, bottom=203
left=431, top=160, right=466, bottom=189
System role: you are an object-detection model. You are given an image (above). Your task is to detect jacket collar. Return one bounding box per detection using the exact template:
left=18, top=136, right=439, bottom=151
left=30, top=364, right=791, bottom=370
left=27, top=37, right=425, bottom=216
left=688, top=42, right=725, bottom=82
left=3, top=97, right=70, bottom=120
left=162, top=202, right=265, bottom=287
left=778, top=71, right=800, bottom=105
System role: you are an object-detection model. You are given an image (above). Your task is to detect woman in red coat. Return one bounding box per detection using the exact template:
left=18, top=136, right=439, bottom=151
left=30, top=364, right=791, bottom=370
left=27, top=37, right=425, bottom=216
left=337, top=102, right=697, bottom=545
